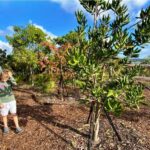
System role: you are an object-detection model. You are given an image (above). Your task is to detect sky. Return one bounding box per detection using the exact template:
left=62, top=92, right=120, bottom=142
left=0, top=0, right=150, bottom=58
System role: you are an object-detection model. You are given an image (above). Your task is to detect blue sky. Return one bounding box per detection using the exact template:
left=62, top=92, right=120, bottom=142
left=0, top=0, right=150, bottom=58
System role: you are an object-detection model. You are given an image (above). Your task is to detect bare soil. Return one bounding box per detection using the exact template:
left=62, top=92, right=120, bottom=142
left=0, top=88, right=149, bottom=150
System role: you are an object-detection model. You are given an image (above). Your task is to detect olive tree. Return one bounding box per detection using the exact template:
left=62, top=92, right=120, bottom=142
left=67, top=0, right=150, bottom=145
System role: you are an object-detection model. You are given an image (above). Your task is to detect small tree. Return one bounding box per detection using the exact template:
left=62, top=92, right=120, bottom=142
left=6, top=24, right=49, bottom=83
left=6, top=24, right=47, bottom=51
left=67, top=0, right=150, bottom=146
left=10, top=49, right=38, bottom=83
left=54, top=32, right=79, bottom=100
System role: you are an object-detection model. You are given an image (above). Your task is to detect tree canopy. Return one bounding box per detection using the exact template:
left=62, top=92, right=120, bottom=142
left=66, top=0, right=150, bottom=144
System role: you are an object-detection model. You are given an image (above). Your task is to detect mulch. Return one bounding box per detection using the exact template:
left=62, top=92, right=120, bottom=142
left=0, top=88, right=149, bottom=150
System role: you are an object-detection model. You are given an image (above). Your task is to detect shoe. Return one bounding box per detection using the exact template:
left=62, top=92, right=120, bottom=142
left=16, top=127, right=23, bottom=134
left=3, top=127, right=9, bottom=134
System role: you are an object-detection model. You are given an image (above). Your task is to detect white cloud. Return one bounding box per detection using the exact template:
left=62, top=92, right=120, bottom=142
left=50, top=0, right=83, bottom=13
left=121, top=0, right=149, bottom=21
left=122, top=0, right=149, bottom=7
left=0, top=40, right=12, bottom=54
left=0, top=30, right=5, bottom=36
left=33, top=23, right=57, bottom=39
left=136, top=10, right=141, bottom=18
left=6, top=26, right=14, bottom=32
left=50, top=0, right=149, bottom=20
left=0, top=26, right=14, bottom=37
left=132, top=0, right=149, bottom=6
left=0, top=23, right=57, bottom=54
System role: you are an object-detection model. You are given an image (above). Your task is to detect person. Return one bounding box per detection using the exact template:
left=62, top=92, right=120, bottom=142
left=0, top=69, right=22, bottom=134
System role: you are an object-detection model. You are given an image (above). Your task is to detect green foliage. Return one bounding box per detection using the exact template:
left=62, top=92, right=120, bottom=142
left=125, top=84, right=144, bottom=108
left=9, top=49, right=38, bottom=82
left=11, top=49, right=38, bottom=67
left=104, top=98, right=122, bottom=116
left=74, top=79, right=86, bottom=88
left=6, top=24, right=52, bottom=84
left=6, top=24, right=47, bottom=51
left=134, top=6, right=150, bottom=45
left=79, top=0, right=109, bottom=14
left=55, top=31, right=79, bottom=45
left=75, top=10, right=87, bottom=31
left=67, top=0, right=150, bottom=118
left=34, top=74, right=56, bottom=93
left=67, top=48, right=86, bottom=68
left=0, top=48, right=7, bottom=67
left=14, top=74, right=25, bottom=83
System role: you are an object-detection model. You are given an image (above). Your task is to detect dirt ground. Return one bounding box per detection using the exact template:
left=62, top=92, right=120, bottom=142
left=0, top=88, right=149, bottom=150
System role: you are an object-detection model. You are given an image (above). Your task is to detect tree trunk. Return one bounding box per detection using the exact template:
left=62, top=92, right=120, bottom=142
left=89, top=102, right=100, bottom=149
left=59, top=59, right=64, bottom=101
left=92, top=102, right=100, bottom=143
left=30, top=66, right=34, bottom=86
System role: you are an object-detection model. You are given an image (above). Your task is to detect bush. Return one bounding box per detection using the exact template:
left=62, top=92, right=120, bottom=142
left=34, top=74, right=56, bottom=93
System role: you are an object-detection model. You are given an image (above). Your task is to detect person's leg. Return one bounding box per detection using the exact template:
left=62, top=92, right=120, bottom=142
left=1, top=105, right=9, bottom=134
left=2, top=116, right=8, bottom=128
left=2, top=116, right=9, bottom=134
left=12, top=114, right=22, bottom=133
left=1, top=103, right=9, bottom=128
left=12, top=114, right=19, bottom=128
left=10, top=101, right=22, bottom=133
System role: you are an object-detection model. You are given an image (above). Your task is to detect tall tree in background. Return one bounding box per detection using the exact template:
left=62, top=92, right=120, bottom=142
left=6, top=24, right=47, bottom=51
left=54, top=31, right=78, bottom=100
left=67, top=0, right=150, bottom=146
left=6, top=24, right=49, bottom=83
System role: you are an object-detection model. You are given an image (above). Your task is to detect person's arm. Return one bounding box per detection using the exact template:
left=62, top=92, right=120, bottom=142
left=0, top=66, right=3, bottom=74
left=0, top=104, right=3, bottom=108
left=0, top=83, right=4, bottom=108
left=7, top=71, right=17, bottom=86
left=8, top=76, right=17, bottom=86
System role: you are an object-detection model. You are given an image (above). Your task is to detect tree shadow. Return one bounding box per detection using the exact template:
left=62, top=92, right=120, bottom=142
left=119, top=109, right=150, bottom=122
left=0, top=113, right=28, bottom=129
left=17, top=104, right=89, bottom=149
